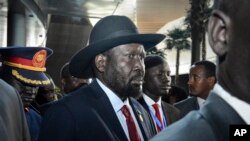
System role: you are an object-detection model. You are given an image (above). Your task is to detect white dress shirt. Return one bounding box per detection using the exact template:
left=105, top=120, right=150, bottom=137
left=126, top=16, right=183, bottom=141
left=197, top=97, right=206, bottom=108
left=213, top=83, right=250, bottom=124
left=96, top=79, right=144, bottom=141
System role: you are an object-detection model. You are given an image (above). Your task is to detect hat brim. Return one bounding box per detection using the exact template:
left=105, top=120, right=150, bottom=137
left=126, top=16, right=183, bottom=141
left=11, top=68, right=50, bottom=86
left=69, top=33, right=165, bottom=78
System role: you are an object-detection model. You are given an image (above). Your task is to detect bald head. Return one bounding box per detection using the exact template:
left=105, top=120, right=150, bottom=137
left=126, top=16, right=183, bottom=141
left=208, top=0, right=250, bottom=103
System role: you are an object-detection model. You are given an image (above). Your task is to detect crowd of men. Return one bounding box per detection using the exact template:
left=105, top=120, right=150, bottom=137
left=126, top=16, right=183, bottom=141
left=1, top=0, right=250, bottom=141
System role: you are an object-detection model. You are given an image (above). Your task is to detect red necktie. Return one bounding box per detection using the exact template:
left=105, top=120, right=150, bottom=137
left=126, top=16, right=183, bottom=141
left=152, top=103, right=163, bottom=132
left=121, top=105, right=140, bottom=141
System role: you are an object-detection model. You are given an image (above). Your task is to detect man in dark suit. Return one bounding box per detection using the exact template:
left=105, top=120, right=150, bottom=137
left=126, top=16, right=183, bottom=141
left=0, top=79, right=31, bottom=141
left=174, top=60, right=216, bottom=117
left=150, top=0, right=250, bottom=141
left=138, top=55, right=180, bottom=134
left=38, top=15, right=165, bottom=141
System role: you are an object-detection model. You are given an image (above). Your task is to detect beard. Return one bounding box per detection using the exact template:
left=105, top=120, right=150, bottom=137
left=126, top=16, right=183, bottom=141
left=124, top=75, right=143, bottom=99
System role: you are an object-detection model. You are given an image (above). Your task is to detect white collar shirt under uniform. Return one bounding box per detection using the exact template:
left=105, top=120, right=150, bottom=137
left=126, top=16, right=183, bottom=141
left=96, top=78, right=144, bottom=141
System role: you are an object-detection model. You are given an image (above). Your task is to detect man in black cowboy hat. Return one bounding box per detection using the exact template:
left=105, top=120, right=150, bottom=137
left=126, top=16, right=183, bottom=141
left=0, top=46, right=53, bottom=141
left=38, top=15, right=165, bottom=141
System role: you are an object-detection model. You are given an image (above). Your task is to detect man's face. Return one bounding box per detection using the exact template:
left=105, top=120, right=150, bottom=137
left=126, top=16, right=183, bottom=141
left=37, top=82, right=56, bottom=103
left=10, top=78, right=39, bottom=107
left=188, top=65, right=212, bottom=98
left=144, top=62, right=171, bottom=97
left=104, top=43, right=145, bottom=100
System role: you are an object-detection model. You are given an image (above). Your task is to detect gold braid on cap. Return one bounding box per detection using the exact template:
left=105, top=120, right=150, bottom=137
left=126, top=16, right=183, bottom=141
left=12, top=70, right=50, bottom=85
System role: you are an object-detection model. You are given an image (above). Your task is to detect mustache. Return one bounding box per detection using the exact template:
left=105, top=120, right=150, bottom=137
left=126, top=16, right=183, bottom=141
left=130, top=74, right=144, bottom=81
left=131, top=70, right=144, bottom=79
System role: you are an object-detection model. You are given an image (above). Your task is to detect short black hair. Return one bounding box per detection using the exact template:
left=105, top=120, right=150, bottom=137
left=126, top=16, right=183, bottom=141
left=144, top=55, right=166, bottom=70
left=193, top=60, right=216, bottom=78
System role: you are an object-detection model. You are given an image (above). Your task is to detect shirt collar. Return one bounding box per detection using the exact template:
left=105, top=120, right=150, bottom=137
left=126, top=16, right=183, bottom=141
left=123, top=98, right=131, bottom=108
left=213, top=83, right=250, bottom=124
left=197, top=97, right=206, bottom=108
left=143, top=94, right=162, bottom=107
left=96, top=78, right=124, bottom=113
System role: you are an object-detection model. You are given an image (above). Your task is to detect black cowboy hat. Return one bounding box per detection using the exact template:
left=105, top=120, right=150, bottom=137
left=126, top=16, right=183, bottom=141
left=0, top=46, right=53, bottom=86
left=69, top=15, right=166, bottom=78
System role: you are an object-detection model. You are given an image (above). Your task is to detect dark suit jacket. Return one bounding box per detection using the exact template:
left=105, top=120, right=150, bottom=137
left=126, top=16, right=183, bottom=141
left=25, top=108, right=42, bottom=141
left=38, top=79, right=155, bottom=141
left=0, top=79, right=31, bottom=141
left=138, top=96, right=180, bottom=134
left=174, top=96, right=199, bottom=117
left=37, top=100, right=56, bottom=116
left=150, top=93, right=246, bottom=141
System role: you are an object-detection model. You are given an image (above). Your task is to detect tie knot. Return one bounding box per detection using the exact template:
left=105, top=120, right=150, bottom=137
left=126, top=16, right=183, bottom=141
left=121, top=105, right=131, bottom=119
left=152, top=103, right=160, bottom=110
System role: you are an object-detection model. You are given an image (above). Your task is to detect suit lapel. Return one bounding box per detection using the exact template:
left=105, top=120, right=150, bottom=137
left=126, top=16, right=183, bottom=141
left=193, top=97, right=200, bottom=110
left=138, top=97, right=159, bottom=135
left=161, top=103, right=170, bottom=125
left=138, top=97, right=150, bottom=113
left=130, top=98, right=148, bottom=140
left=88, top=80, right=128, bottom=141
left=161, top=102, right=180, bottom=125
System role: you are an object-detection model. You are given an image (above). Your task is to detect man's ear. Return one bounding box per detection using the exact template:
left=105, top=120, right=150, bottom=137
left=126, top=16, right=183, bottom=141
left=207, top=77, right=216, bottom=87
left=208, top=10, right=230, bottom=56
left=95, top=54, right=107, bottom=73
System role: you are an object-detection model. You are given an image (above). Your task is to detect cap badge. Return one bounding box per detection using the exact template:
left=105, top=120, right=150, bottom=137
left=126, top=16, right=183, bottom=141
left=32, top=50, right=47, bottom=68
